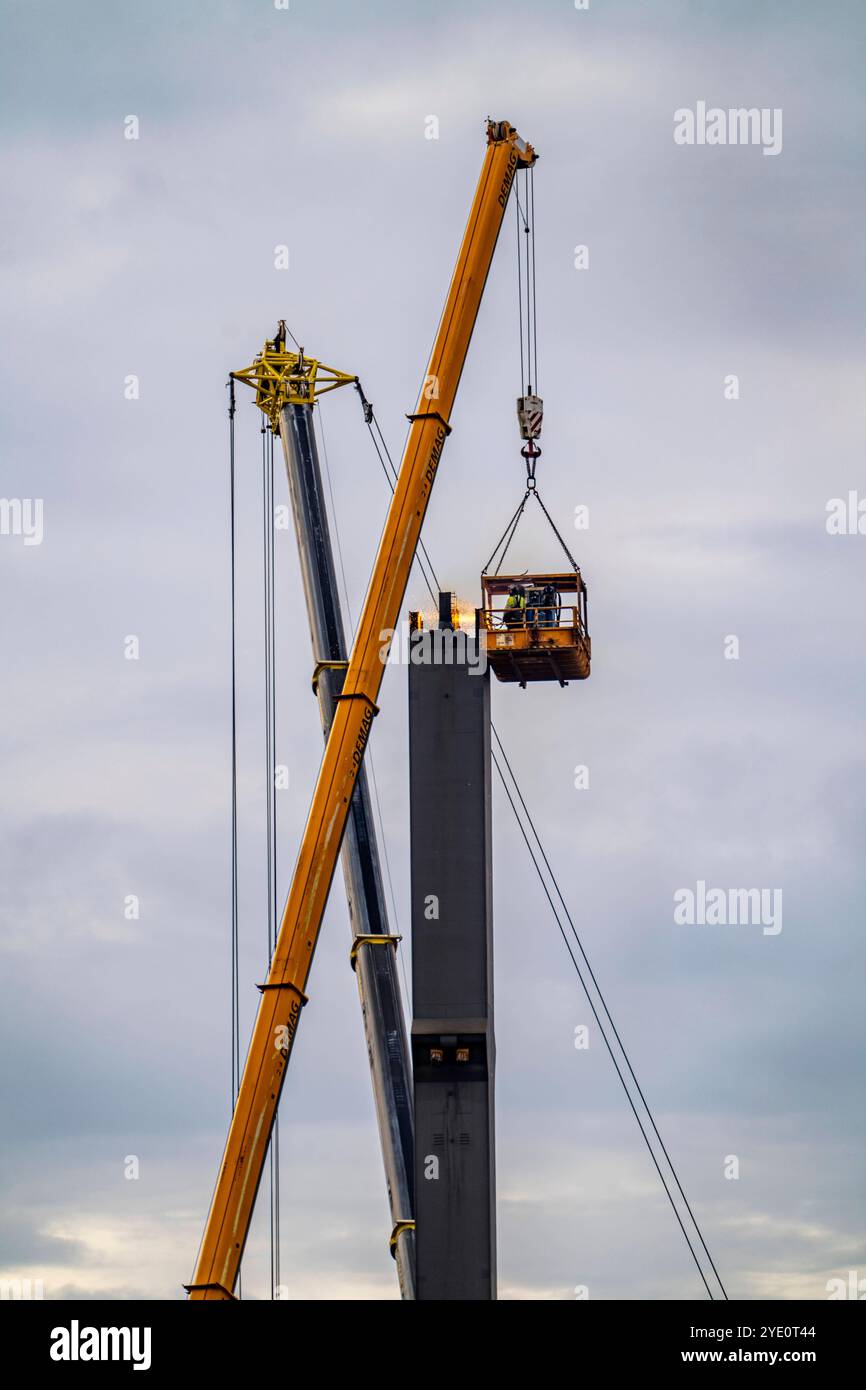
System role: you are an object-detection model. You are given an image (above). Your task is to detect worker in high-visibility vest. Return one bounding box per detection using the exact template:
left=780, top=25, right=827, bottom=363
left=503, top=583, right=526, bottom=628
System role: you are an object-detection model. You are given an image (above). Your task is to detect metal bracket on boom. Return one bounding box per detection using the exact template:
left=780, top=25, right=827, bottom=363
left=182, top=1281, right=237, bottom=1300
left=405, top=411, right=452, bottom=435
left=311, top=659, right=349, bottom=696
left=389, top=1220, right=416, bottom=1259
left=350, top=933, right=403, bottom=971
left=256, top=981, right=309, bottom=1003
left=334, top=691, right=380, bottom=714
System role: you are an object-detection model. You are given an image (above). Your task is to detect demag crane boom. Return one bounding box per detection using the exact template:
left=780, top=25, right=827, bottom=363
left=187, top=120, right=536, bottom=1299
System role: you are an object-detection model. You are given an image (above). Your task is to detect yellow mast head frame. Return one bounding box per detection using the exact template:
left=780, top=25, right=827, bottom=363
left=232, top=321, right=357, bottom=430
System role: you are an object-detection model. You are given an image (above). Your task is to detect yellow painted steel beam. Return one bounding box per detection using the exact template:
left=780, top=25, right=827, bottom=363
left=187, top=119, right=535, bottom=1300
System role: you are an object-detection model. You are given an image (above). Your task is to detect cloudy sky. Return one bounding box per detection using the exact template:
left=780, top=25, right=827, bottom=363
left=1, top=0, right=864, bottom=1300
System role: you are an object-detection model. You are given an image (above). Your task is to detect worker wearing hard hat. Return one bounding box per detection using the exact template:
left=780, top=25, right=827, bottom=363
left=503, top=583, right=526, bottom=628
left=537, top=582, right=558, bottom=628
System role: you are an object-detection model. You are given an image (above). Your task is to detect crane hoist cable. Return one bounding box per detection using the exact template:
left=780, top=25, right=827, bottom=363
left=227, top=379, right=241, bottom=1110
left=225, top=379, right=243, bottom=1299
left=223, top=399, right=283, bottom=1299
left=530, top=167, right=538, bottom=391
left=515, top=167, right=538, bottom=398
left=354, top=382, right=728, bottom=1303
left=261, top=419, right=281, bottom=1300
left=484, top=162, right=581, bottom=582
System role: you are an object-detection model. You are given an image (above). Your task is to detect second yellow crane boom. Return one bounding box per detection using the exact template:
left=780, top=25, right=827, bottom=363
left=187, top=119, right=536, bottom=1299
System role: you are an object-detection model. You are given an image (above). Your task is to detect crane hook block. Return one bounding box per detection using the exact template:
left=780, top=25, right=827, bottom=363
left=517, top=394, right=543, bottom=441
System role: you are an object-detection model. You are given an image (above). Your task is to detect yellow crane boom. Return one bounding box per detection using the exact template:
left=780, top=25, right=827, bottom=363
left=187, top=119, right=536, bottom=1299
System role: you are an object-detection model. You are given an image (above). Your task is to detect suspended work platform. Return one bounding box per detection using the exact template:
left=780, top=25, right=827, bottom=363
left=478, top=572, right=591, bottom=687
